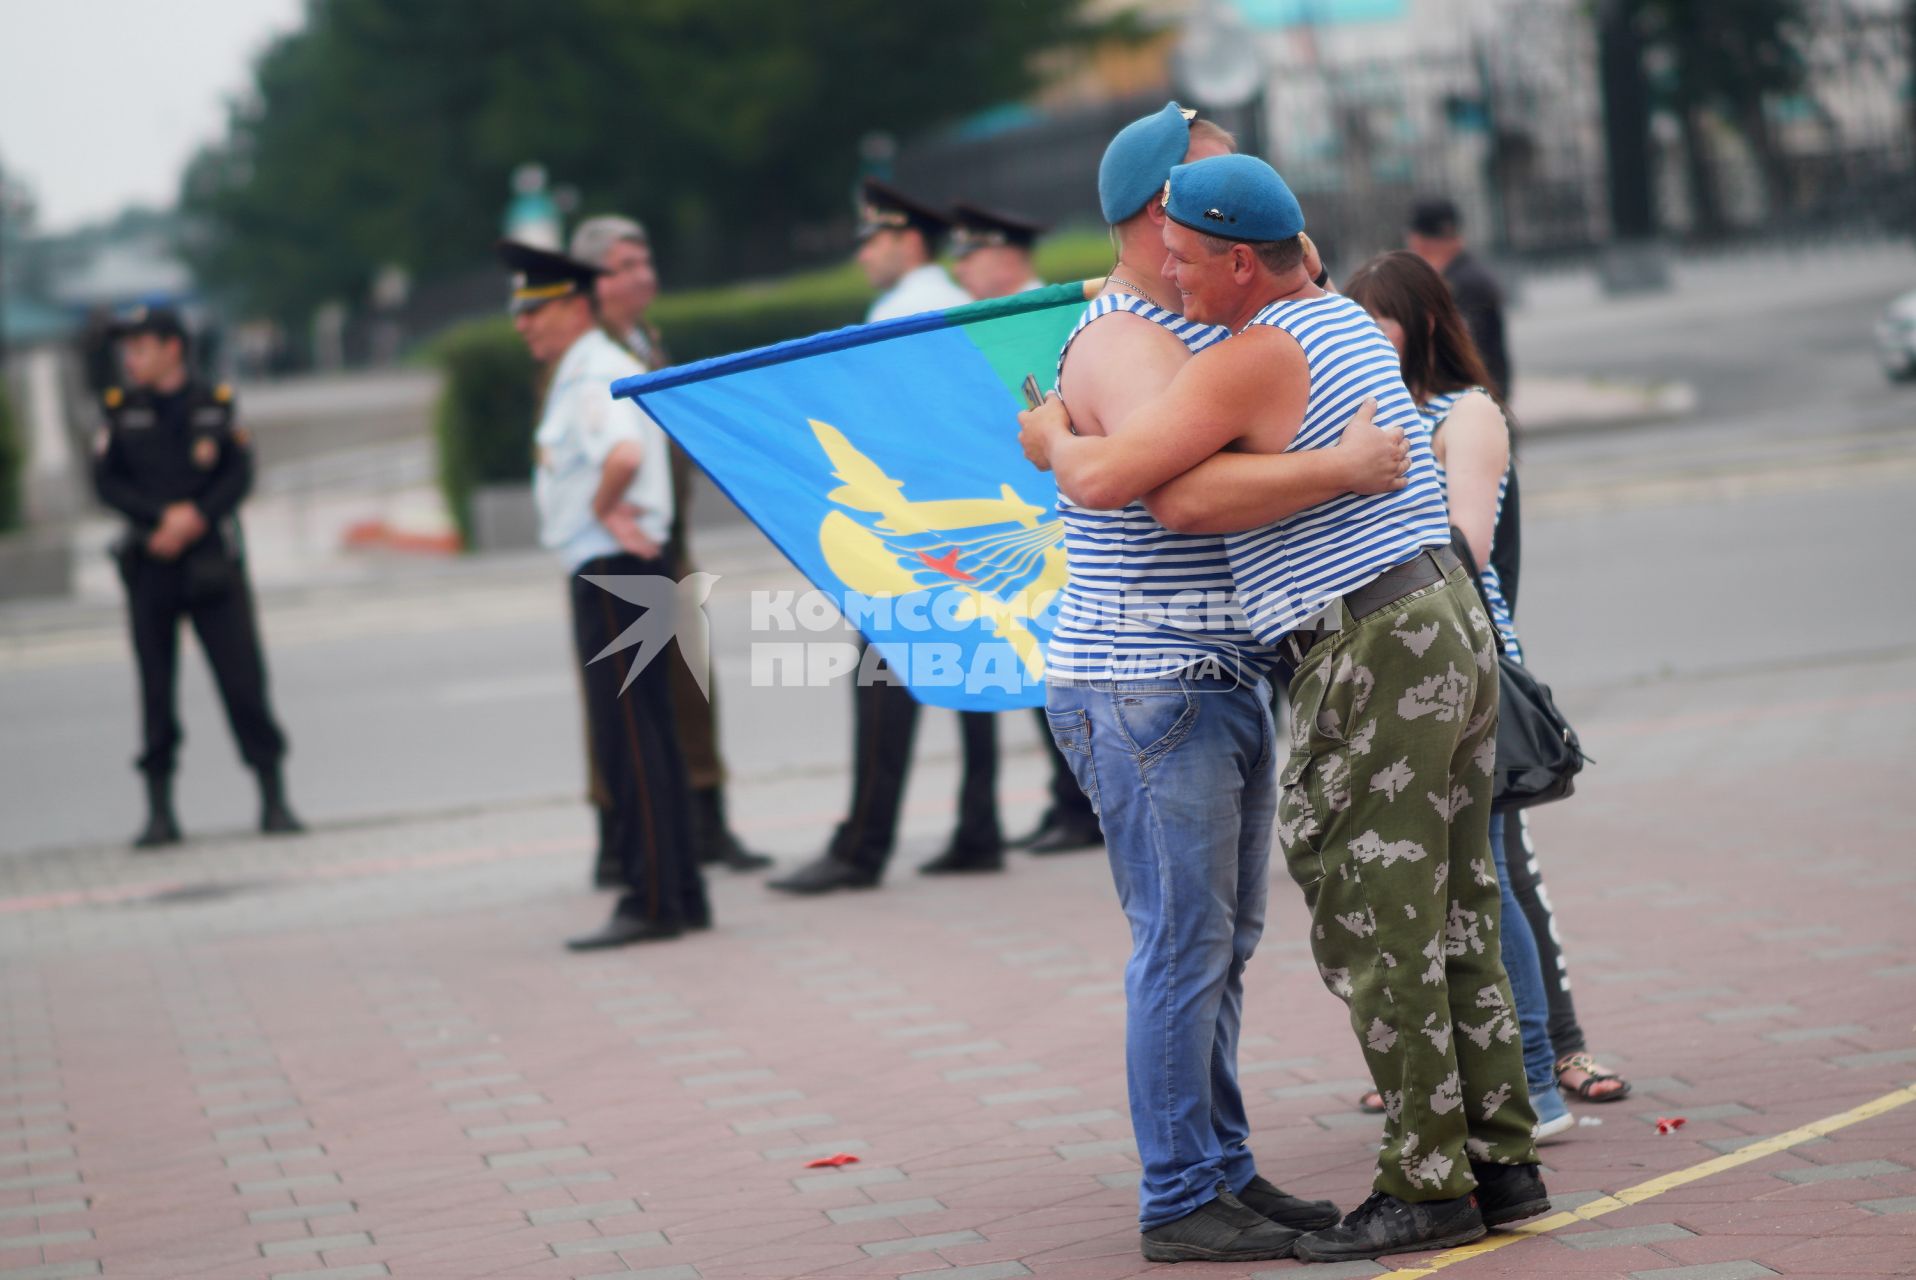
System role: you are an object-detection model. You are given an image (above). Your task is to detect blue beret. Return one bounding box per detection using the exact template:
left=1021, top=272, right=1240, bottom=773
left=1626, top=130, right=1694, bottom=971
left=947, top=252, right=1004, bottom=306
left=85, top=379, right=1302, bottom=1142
left=1164, top=154, right=1305, bottom=243
left=1098, top=101, right=1196, bottom=224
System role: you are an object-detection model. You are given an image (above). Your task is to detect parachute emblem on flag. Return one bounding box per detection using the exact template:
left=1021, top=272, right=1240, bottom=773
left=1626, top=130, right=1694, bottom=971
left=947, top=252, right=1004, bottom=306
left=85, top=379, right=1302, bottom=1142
left=809, top=419, right=1065, bottom=678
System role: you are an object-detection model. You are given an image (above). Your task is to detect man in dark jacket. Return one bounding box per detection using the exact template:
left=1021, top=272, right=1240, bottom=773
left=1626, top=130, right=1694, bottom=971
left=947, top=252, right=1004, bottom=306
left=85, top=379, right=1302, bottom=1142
left=1408, top=197, right=1512, bottom=401
left=92, top=306, right=300, bottom=848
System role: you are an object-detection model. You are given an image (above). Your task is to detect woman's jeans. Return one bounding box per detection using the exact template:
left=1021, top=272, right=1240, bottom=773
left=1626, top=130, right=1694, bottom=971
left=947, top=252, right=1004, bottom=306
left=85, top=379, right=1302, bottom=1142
left=1492, top=813, right=1565, bottom=1123
left=1045, top=672, right=1276, bottom=1229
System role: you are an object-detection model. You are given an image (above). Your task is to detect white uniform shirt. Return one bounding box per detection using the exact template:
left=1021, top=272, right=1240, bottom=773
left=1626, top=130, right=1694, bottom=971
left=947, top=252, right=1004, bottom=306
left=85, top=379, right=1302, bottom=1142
left=533, top=327, right=674, bottom=571
left=867, top=263, right=972, bottom=323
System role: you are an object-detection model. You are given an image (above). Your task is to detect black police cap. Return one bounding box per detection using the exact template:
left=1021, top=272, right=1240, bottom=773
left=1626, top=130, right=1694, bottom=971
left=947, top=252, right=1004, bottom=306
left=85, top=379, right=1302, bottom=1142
left=949, top=202, right=1048, bottom=256
left=856, top=178, right=952, bottom=245
left=110, top=304, right=188, bottom=343
left=495, top=239, right=605, bottom=314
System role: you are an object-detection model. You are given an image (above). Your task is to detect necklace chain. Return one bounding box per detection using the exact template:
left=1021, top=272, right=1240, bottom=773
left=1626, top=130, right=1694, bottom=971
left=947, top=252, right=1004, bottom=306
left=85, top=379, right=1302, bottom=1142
left=1103, top=270, right=1159, bottom=302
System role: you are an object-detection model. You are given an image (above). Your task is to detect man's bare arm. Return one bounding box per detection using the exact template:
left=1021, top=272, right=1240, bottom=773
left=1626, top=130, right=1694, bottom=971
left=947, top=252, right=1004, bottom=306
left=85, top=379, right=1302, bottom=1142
left=1036, top=328, right=1309, bottom=510
left=1144, top=399, right=1409, bottom=534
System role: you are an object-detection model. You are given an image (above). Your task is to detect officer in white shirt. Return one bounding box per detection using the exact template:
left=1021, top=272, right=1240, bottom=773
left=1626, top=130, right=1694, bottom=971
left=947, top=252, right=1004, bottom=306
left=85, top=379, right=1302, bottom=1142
left=768, top=181, right=1006, bottom=895
left=499, top=240, right=710, bottom=949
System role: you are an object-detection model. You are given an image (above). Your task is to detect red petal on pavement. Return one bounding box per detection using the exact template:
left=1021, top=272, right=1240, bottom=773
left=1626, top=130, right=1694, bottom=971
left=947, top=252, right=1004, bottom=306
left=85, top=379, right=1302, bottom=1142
left=803, top=1153, right=862, bottom=1168
left=1655, top=1116, right=1687, bottom=1134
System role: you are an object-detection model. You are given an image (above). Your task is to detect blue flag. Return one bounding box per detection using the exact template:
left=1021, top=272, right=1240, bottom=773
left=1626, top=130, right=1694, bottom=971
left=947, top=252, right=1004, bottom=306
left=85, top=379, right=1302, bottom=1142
left=612, top=283, right=1093, bottom=711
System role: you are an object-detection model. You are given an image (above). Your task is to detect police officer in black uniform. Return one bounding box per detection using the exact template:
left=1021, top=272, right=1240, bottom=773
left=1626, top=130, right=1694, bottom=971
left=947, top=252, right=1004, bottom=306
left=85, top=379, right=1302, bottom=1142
left=91, top=305, right=301, bottom=848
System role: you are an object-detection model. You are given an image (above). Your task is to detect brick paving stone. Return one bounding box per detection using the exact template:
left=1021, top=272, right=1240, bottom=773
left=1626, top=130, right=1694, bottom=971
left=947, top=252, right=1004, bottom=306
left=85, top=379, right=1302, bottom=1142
left=0, top=1173, right=79, bottom=1192
left=1266, top=1079, right=1372, bottom=1100
left=484, top=1146, right=589, bottom=1169
left=430, top=1073, right=523, bottom=1092
left=1640, top=1104, right=1755, bottom=1124
left=980, top=1088, right=1079, bottom=1106
left=943, top=1064, right=1038, bottom=1083
left=1702, top=1004, right=1798, bottom=1023
left=1251, top=1263, right=1384, bottom=1279
left=505, top=1172, right=615, bottom=1193
left=1014, top=1111, right=1120, bottom=1131
left=1833, top=1048, right=1916, bottom=1069
left=861, top=1230, right=987, bottom=1257
left=447, top=1093, right=547, bottom=1112
left=1774, top=1160, right=1908, bottom=1185
left=1627, top=1265, right=1778, bottom=1280
left=902, top=1265, right=1031, bottom=1280
left=236, top=1173, right=343, bottom=1193
left=225, top=1146, right=325, bottom=1168
left=702, top=1090, right=805, bottom=1110
left=677, top=1069, right=773, bottom=1088
left=1761, top=1025, right=1864, bottom=1043
left=248, top=1203, right=356, bottom=1224
left=1561, top=1223, right=1698, bottom=1250
left=910, top=1041, right=1002, bottom=1059
left=465, top=1120, right=565, bottom=1139
left=882, top=1022, right=973, bottom=1040
left=1095, top=1172, right=1140, bottom=1190
left=655, top=1048, right=747, bottom=1065
left=214, top=1120, right=310, bottom=1141
left=761, top=1139, right=870, bottom=1161
left=266, top=1267, right=389, bottom=1280
left=0, top=1265, right=101, bottom=1280
left=1053, top=1141, right=1136, bottom=1160
left=792, top=1168, right=904, bottom=1192
left=259, top=1232, right=374, bottom=1256
left=1643, top=987, right=1736, bottom=1005
left=1859, top=1196, right=1916, bottom=1214
left=0, top=1232, right=93, bottom=1249
left=525, top=1200, right=641, bottom=1225
left=826, top=1198, right=946, bottom=1224
left=623, top=1268, right=700, bottom=1280
left=548, top=1231, right=667, bottom=1255
left=730, top=1115, right=832, bottom=1136
left=0, top=1203, right=87, bottom=1224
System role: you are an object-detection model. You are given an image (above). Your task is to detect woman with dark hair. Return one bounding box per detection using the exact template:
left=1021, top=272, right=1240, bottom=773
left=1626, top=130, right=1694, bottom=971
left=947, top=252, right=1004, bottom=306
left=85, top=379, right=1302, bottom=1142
left=1341, top=250, right=1633, bottom=1128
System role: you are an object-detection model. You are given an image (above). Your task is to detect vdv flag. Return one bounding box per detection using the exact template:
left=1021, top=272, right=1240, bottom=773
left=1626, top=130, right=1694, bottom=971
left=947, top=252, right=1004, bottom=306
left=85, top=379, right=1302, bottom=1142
left=610, top=281, right=1095, bottom=712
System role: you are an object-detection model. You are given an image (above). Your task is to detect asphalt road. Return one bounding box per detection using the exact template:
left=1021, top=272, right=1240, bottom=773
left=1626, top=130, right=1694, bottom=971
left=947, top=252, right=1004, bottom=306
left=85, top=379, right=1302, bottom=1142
left=4, top=244, right=1914, bottom=858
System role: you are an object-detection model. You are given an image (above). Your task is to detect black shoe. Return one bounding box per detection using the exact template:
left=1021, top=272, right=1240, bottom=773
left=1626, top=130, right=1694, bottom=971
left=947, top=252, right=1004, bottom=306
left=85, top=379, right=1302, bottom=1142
left=1293, top=1190, right=1485, bottom=1263
left=565, top=913, right=685, bottom=951
left=1469, top=1161, right=1550, bottom=1228
left=255, top=766, right=304, bottom=835
left=693, top=787, right=774, bottom=872
left=918, top=844, right=1004, bottom=876
left=1236, top=1175, right=1341, bottom=1232
left=1016, top=811, right=1102, bottom=855
left=766, top=855, right=879, bottom=895
left=1140, top=1187, right=1302, bottom=1263
left=133, top=775, right=182, bottom=850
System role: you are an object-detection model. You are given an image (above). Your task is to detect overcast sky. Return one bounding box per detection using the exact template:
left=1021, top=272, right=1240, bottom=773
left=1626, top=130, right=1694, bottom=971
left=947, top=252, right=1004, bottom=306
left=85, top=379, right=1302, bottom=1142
left=0, top=0, right=305, bottom=233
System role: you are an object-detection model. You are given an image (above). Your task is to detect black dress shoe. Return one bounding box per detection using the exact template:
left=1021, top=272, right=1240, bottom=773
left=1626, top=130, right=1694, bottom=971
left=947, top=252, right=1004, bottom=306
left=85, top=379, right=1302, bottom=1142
left=256, top=766, right=305, bottom=835
left=1469, top=1161, right=1550, bottom=1228
left=1293, top=1190, right=1484, bottom=1263
left=133, top=775, right=182, bottom=850
left=693, top=787, right=775, bottom=872
left=766, top=855, right=880, bottom=895
left=565, top=914, right=685, bottom=951
left=1024, top=819, right=1102, bottom=855
left=1140, top=1187, right=1301, bottom=1263
left=918, top=845, right=1004, bottom=876
left=1237, top=1175, right=1341, bottom=1231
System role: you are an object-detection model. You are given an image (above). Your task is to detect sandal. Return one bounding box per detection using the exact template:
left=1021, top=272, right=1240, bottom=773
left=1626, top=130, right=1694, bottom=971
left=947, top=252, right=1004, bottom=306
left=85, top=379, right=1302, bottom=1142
left=1555, top=1052, right=1632, bottom=1103
left=1357, top=1090, right=1386, bottom=1114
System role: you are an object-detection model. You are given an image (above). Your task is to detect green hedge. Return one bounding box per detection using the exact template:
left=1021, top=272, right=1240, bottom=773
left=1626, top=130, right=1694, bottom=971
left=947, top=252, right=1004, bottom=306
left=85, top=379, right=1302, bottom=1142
left=430, top=228, right=1115, bottom=547
left=0, top=375, right=21, bottom=534
left=430, top=317, right=535, bottom=547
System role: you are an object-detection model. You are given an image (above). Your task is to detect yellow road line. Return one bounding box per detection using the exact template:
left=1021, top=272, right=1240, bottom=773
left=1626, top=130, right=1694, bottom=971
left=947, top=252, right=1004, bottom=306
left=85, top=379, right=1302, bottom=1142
left=1375, top=1083, right=1916, bottom=1280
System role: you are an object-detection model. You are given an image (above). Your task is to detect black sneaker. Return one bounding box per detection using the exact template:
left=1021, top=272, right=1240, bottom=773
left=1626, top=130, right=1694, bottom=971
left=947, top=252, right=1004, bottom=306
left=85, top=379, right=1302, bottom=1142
left=1470, top=1161, right=1550, bottom=1228
left=1293, top=1190, right=1485, bottom=1262
left=1236, top=1175, right=1340, bottom=1231
left=1140, top=1187, right=1302, bottom=1263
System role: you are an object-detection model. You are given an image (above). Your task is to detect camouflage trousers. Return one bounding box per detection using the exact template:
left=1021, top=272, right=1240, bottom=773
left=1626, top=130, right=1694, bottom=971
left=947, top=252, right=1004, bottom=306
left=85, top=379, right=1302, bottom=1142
left=1277, top=569, right=1539, bottom=1201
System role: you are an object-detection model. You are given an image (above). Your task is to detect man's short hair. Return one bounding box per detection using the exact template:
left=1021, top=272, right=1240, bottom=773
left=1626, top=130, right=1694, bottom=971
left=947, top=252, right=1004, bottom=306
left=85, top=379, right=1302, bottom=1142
left=1196, top=231, right=1304, bottom=275
left=1408, top=197, right=1460, bottom=238
left=569, top=215, right=649, bottom=267
left=1187, top=119, right=1238, bottom=153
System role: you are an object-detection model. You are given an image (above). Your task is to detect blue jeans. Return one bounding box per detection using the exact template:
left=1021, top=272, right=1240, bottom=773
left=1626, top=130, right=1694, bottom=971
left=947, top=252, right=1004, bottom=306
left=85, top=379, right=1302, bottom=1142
left=1491, top=815, right=1566, bottom=1127
left=1046, top=673, right=1277, bottom=1229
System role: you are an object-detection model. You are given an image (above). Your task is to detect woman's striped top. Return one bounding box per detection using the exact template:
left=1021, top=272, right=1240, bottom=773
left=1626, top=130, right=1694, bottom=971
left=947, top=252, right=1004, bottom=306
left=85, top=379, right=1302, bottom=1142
left=1224, top=293, right=1452, bottom=645
left=1045, top=293, right=1275, bottom=683
left=1423, top=387, right=1523, bottom=661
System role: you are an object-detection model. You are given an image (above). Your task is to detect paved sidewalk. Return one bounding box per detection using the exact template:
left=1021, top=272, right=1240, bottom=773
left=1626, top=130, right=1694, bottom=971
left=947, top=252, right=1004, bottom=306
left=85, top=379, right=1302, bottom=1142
left=2, top=650, right=1913, bottom=1279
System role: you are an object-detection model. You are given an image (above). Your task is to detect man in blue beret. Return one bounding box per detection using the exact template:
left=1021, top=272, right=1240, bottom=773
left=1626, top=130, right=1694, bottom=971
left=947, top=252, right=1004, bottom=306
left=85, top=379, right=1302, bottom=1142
left=1025, top=109, right=1414, bottom=1265
left=1021, top=154, right=1547, bottom=1263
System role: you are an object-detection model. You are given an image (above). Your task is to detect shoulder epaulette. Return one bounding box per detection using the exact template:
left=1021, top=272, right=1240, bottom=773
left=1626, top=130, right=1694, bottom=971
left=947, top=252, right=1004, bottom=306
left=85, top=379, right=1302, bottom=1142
left=103, top=386, right=124, bottom=409
left=213, top=383, right=234, bottom=403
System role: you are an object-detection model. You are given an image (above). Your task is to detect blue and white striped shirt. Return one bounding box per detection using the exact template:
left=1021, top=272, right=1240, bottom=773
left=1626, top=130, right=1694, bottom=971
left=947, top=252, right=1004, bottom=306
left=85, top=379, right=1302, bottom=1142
left=1046, top=293, right=1276, bottom=683
left=1225, top=293, right=1452, bottom=645
left=1424, top=387, right=1523, bottom=661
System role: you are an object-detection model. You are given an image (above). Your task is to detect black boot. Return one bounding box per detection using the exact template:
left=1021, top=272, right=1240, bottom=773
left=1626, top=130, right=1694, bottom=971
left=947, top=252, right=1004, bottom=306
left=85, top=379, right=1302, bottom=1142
left=1293, top=1190, right=1485, bottom=1263
left=1469, top=1161, right=1550, bottom=1228
left=256, top=765, right=304, bottom=835
left=918, top=842, right=1004, bottom=875
left=693, top=787, right=773, bottom=872
left=133, top=774, right=182, bottom=850
left=592, top=808, right=622, bottom=889
left=1139, top=1187, right=1302, bottom=1263
left=1236, top=1175, right=1341, bottom=1231
left=767, top=854, right=878, bottom=895
left=1012, top=806, right=1103, bottom=855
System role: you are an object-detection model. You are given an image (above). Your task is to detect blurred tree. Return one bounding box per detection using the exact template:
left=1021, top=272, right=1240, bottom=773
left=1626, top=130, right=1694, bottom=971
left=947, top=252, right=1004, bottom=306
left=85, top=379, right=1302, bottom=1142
left=1629, top=0, right=1809, bottom=236
left=180, top=0, right=1111, bottom=331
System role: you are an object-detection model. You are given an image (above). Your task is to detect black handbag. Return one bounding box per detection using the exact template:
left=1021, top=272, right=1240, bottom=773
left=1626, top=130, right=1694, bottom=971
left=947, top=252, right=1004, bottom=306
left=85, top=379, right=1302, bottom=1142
left=1448, top=528, right=1587, bottom=812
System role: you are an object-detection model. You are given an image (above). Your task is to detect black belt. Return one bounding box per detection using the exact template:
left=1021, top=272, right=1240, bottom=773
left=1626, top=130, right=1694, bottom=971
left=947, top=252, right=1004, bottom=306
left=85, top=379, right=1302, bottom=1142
left=1284, top=546, right=1461, bottom=666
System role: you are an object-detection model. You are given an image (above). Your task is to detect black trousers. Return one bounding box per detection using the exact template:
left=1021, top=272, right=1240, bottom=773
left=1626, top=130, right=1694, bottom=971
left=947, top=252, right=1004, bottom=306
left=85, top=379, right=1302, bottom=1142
left=122, top=550, right=286, bottom=778
left=830, top=644, right=1000, bottom=876
left=1031, top=707, right=1096, bottom=826
left=1498, top=808, right=1587, bottom=1058
left=570, top=553, right=709, bottom=926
